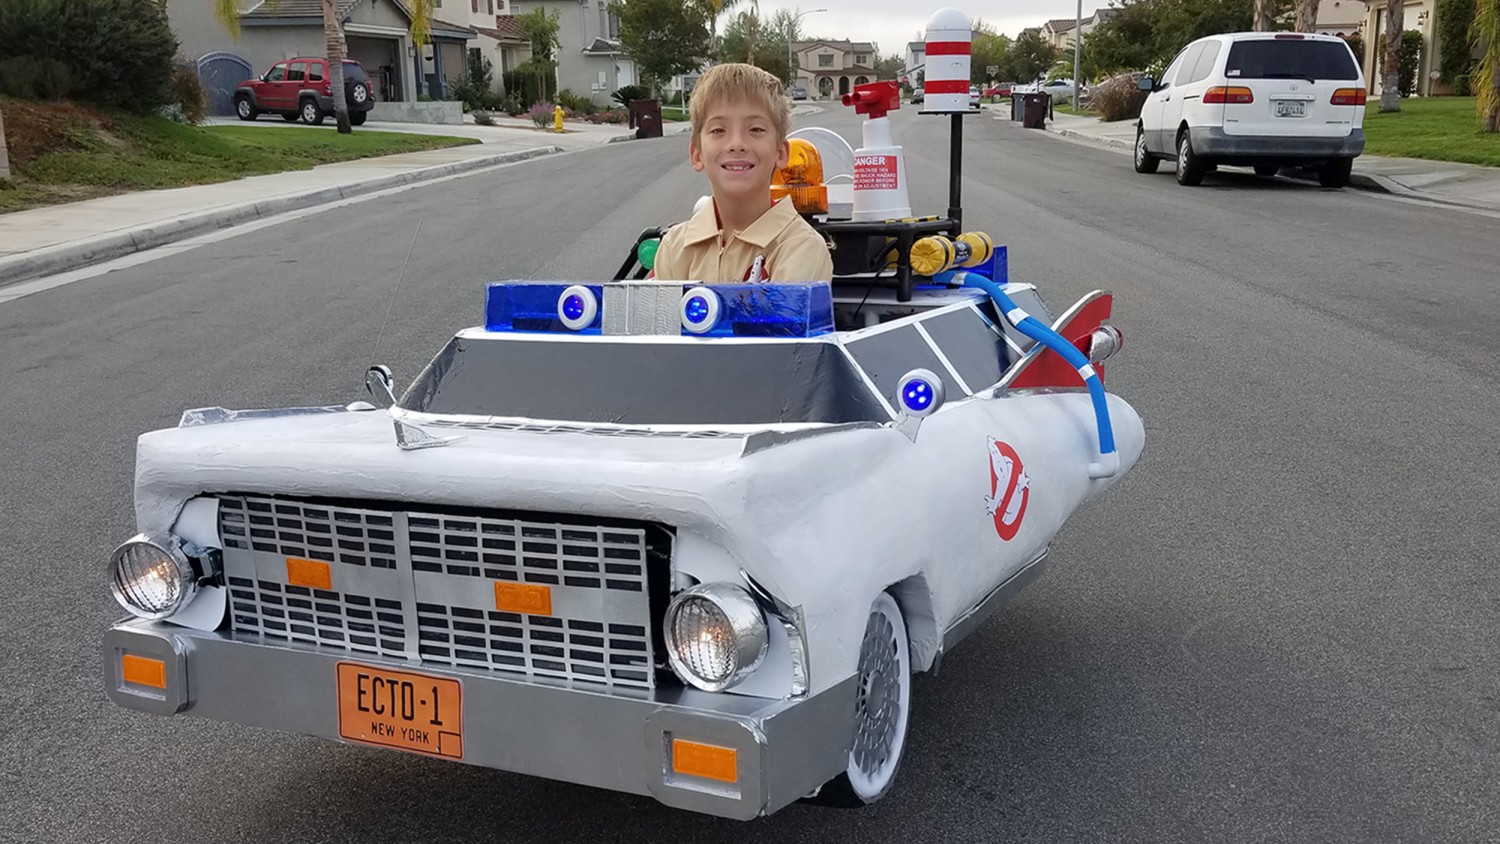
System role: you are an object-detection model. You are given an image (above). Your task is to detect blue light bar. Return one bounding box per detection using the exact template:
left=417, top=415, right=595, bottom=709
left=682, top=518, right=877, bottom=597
left=485, top=283, right=603, bottom=333
left=484, top=281, right=835, bottom=338
left=689, top=283, right=834, bottom=338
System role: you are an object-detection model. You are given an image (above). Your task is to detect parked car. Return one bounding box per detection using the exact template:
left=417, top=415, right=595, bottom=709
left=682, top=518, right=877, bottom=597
left=788, top=85, right=808, bottom=100
left=968, top=85, right=981, bottom=109
left=235, top=58, right=375, bottom=126
left=1132, top=32, right=1366, bottom=187
left=983, top=83, right=1013, bottom=101
left=910, top=87, right=924, bottom=104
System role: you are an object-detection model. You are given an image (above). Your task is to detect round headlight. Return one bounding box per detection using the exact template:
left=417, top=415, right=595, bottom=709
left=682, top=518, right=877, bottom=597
left=109, top=533, right=197, bottom=620
left=664, top=583, right=769, bottom=691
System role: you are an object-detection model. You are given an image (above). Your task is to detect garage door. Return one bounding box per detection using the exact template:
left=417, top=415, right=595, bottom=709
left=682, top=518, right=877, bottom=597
left=198, top=53, right=253, bottom=116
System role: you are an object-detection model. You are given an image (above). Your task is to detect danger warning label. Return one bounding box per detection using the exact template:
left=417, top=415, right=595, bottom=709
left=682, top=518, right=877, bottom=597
left=853, top=155, right=899, bottom=191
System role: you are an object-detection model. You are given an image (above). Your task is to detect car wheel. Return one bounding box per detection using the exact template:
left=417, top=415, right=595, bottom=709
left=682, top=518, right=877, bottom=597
left=350, top=110, right=367, bottom=126
left=1319, top=158, right=1352, bottom=188
left=807, top=592, right=911, bottom=807
left=1175, top=130, right=1205, bottom=186
left=350, top=82, right=370, bottom=107
left=234, top=96, right=257, bottom=121
left=1254, top=165, right=1279, bottom=177
left=1133, top=125, right=1159, bottom=174
left=300, top=98, right=325, bottom=126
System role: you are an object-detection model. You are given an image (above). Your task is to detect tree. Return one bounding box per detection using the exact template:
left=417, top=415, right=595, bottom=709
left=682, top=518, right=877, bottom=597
left=695, top=0, right=740, bottom=59
left=1293, top=0, right=1317, bottom=32
left=513, top=7, right=561, bottom=104
left=874, top=53, right=905, bottom=81
left=1437, top=0, right=1477, bottom=84
left=1252, top=0, right=1275, bottom=30
left=1476, top=0, right=1500, bottom=131
left=721, top=6, right=794, bottom=83
left=1008, top=29, right=1058, bottom=83
left=971, top=30, right=1012, bottom=83
left=1380, top=0, right=1402, bottom=112
left=615, top=0, right=711, bottom=93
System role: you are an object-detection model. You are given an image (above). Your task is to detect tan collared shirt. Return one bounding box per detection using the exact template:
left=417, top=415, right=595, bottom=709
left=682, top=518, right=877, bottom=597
left=653, top=197, right=834, bottom=284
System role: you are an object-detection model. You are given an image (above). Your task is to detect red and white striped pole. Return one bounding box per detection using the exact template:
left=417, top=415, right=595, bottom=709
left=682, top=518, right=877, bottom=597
left=922, top=8, right=972, bottom=114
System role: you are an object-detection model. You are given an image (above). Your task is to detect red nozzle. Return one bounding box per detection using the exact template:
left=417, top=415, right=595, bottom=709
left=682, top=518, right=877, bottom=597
left=842, top=80, right=900, bottom=118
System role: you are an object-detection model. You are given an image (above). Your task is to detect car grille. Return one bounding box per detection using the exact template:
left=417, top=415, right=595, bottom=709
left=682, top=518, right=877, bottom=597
left=219, top=494, right=665, bottom=690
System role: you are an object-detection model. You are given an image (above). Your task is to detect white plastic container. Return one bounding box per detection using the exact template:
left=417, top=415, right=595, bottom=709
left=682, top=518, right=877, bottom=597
left=851, top=115, right=911, bottom=221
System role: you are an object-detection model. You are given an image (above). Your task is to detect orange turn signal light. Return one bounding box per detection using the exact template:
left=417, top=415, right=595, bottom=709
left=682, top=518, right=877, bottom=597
left=672, top=739, right=738, bottom=783
left=495, top=582, right=552, bottom=616
left=286, top=557, right=332, bottom=590
left=771, top=138, right=828, bottom=215
left=121, top=654, right=167, bottom=689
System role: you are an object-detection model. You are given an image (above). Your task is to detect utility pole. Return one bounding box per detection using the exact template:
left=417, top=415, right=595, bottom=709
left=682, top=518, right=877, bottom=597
left=1073, top=0, right=1082, bottom=108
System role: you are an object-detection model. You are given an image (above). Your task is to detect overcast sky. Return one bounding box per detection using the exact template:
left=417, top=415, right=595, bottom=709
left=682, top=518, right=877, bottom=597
left=755, top=1, right=1101, bottom=59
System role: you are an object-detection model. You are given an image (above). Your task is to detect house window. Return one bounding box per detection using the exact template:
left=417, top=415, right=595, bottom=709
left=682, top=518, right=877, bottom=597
left=471, top=0, right=478, bottom=11
left=818, top=53, right=833, bottom=67
left=607, top=10, right=620, bottom=38
left=487, top=0, right=493, bottom=12
left=856, top=54, right=866, bottom=65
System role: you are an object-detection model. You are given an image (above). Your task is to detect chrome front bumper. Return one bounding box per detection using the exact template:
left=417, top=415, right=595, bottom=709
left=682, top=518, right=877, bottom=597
left=104, top=620, right=855, bottom=820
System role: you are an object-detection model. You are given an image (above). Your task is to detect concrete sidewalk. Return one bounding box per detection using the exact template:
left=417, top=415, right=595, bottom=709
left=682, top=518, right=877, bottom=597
left=0, top=115, right=669, bottom=287
left=1033, top=108, right=1500, bottom=213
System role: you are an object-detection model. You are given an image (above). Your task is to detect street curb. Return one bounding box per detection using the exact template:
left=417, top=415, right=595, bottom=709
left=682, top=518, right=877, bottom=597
left=606, top=124, right=694, bottom=143
left=1050, top=125, right=1132, bottom=151
left=0, top=145, right=562, bottom=287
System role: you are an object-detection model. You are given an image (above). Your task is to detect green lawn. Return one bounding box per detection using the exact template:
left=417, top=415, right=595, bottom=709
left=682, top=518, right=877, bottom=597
left=1, top=101, right=478, bottom=213
left=1361, top=96, right=1500, bottom=167
left=661, top=105, right=688, bottom=121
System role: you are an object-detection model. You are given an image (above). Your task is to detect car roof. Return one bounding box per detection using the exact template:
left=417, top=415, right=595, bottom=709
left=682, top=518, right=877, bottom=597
left=1201, top=31, right=1350, bottom=44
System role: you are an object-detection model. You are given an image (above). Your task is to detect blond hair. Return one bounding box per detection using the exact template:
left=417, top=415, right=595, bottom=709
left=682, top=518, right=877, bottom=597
left=688, top=63, right=791, bottom=147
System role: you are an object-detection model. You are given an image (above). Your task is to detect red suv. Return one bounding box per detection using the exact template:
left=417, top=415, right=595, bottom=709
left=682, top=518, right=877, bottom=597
left=234, top=58, right=375, bottom=126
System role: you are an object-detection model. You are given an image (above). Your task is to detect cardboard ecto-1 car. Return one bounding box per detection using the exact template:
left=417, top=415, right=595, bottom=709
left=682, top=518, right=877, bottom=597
left=102, top=41, right=1145, bottom=821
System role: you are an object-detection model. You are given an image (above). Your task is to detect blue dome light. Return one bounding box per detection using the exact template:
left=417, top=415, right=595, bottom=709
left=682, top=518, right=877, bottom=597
left=561, top=293, right=586, bottom=321
left=684, top=295, right=711, bottom=324
left=902, top=381, right=933, bottom=412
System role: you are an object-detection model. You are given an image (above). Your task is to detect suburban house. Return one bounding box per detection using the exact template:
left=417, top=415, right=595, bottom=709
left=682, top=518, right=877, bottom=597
left=429, top=0, right=527, bottom=93
left=1043, top=8, right=1119, bottom=51
left=167, top=0, right=475, bottom=115
left=792, top=39, right=879, bottom=99
left=905, top=39, right=925, bottom=82
left=505, top=0, right=635, bottom=106
left=1314, top=0, right=1365, bottom=35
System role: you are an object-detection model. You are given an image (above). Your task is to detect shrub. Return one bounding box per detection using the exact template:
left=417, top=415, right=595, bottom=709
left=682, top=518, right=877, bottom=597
left=529, top=101, right=556, bottom=127
left=501, top=93, right=526, bottom=116
left=0, top=0, right=177, bottom=110
left=472, top=110, right=495, bottom=126
left=584, top=107, right=628, bottom=124
left=172, top=60, right=207, bottom=124
left=1454, top=74, right=1471, bottom=96
left=556, top=88, right=588, bottom=111
left=611, top=84, right=649, bottom=107
left=502, top=64, right=556, bottom=107
left=1090, top=71, right=1148, bottom=122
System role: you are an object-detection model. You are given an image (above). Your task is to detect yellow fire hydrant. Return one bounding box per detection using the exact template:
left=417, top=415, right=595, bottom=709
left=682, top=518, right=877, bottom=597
left=553, top=104, right=564, bottom=133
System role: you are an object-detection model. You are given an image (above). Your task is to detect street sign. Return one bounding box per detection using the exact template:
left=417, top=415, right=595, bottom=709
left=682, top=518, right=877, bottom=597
left=987, top=65, right=998, bottom=76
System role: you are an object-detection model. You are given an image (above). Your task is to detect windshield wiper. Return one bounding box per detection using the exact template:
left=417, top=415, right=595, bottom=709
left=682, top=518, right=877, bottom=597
left=1261, top=72, right=1318, bottom=83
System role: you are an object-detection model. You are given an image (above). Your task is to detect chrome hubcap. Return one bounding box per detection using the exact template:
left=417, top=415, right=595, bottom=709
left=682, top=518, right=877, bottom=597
left=1136, top=134, right=1145, bottom=162
left=1178, top=138, right=1188, bottom=169
left=851, top=613, right=901, bottom=777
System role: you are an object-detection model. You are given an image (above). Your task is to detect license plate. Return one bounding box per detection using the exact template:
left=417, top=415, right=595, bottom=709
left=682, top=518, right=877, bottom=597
left=1275, top=100, right=1307, bottom=118
left=336, top=662, right=463, bottom=759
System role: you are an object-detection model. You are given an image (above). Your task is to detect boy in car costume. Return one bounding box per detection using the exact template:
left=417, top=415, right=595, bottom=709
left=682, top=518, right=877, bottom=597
left=652, top=63, right=834, bottom=284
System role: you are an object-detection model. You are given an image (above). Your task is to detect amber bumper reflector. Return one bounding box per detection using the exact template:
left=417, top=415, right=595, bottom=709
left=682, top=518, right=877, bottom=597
left=286, top=557, right=332, bottom=590
left=495, top=582, right=552, bottom=615
left=672, top=739, right=738, bottom=783
left=121, top=654, right=167, bottom=689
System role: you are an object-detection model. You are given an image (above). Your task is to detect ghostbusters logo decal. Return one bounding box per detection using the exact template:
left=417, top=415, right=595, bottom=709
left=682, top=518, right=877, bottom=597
left=984, top=437, right=1029, bottom=541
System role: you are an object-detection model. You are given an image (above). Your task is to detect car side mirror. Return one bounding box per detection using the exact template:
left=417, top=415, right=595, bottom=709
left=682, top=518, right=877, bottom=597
left=1138, top=76, right=1156, bottom=92
left=366, top=365, right=397, bottom=407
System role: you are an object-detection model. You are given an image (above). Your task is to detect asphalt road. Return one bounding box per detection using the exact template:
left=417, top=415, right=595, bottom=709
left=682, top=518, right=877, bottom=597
left=3, top=107, right=1498, bottom=844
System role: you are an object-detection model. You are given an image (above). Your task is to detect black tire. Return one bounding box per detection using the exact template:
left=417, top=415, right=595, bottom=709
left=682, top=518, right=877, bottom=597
left=234, top=96, right=258, bottom=121
left=1175, top=130, right=1205, bottom=186
left=349, top=81, right=371, bottom=110
left=282, top=112, right=300, bottom=122
left=1319, top=158, right=1352, bottom=188
left=349, top=110, right=367, bottom=126
left=300, top=98, right=325, bottom=126
left=805, top=592, right=912, bottom=808
left=1133, top=125, right=1159, bottom=174
left=1254, top=165, right=1279, bottom=177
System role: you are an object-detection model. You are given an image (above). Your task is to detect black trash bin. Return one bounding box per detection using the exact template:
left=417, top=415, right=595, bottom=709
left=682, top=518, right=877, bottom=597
left=629, top=99, right=662, bottom=139
left=1021, top=92, right=1051, bottom=129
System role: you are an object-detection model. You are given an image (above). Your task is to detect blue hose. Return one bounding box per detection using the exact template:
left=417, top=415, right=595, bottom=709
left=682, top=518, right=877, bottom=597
left=962, top=275, right=1119, bottom=478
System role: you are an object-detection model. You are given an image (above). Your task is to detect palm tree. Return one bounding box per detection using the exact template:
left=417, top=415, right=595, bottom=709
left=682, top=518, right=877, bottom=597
left=1476, top=0, right=1500, bottom=132
left=1379, top=0, right=1402, bottom=112
left=698, top=0, right=741, bottom=59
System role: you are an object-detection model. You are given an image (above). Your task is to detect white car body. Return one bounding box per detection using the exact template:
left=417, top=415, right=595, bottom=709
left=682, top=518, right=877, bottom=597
left=1135, top=31, right=1366, bottom=185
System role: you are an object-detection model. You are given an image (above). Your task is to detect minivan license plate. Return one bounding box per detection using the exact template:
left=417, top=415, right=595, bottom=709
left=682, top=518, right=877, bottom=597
left=337, top=662, right=464, bottom=759
left=1275, top=100, right=1306, bottom=118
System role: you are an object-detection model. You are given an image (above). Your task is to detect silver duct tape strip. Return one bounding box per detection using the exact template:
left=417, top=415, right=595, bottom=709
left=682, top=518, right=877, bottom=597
left=603, top=282, right=682, bottom=336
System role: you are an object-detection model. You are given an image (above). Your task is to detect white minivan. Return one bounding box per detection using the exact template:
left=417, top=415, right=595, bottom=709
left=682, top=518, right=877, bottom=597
left=1133, top=32, right=1367, bottom=187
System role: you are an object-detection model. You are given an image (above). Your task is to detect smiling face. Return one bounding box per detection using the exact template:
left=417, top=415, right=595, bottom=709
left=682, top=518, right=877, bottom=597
left=689, top=96, right=790, bottom=203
